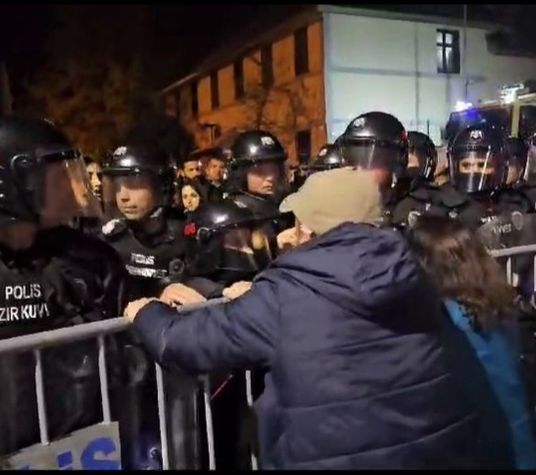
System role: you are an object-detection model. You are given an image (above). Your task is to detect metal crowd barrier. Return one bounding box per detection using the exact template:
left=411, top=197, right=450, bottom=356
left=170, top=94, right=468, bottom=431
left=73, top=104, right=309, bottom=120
left=0, top=298, right=259, bottom=471
left=489, top=244, right=536, bottom=291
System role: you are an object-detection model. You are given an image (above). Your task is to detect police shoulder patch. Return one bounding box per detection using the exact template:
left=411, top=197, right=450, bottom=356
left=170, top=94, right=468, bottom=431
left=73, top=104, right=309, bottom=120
left=102, top=218, right=126, bottom=236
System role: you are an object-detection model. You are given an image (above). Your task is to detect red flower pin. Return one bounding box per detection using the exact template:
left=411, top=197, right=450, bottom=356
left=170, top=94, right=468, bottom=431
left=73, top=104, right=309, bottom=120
left=184, top=223, right=197, bottom=237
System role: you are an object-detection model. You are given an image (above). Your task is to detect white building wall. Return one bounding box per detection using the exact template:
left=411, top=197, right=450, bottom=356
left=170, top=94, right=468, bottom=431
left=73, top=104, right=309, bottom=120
left=323, top=11, right=536, bottom=145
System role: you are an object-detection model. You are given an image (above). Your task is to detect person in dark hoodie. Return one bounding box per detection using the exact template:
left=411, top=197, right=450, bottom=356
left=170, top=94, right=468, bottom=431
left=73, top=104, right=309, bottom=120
left=124, top=168, right=483, bottom=469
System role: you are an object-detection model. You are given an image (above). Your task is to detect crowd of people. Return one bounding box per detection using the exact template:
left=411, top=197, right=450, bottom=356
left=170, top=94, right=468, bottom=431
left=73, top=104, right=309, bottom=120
left=0, top=109, right=536, bottom=469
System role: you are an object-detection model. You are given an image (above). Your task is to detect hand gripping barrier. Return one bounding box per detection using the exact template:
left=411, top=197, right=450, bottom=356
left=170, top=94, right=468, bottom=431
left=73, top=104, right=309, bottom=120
left=0, top=298, right=259, bottom=470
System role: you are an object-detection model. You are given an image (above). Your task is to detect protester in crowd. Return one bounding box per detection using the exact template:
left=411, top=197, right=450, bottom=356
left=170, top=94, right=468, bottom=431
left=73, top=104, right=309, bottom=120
left=71, top=155, right=105, bottom=235
left=407, top=215, right=536, bottom=469
left=84, top=155, right=103, bottom=204
left=178, top=156, right=202, bottom=180
left=124, top=168, right=483, bottom=470
left=181, top=178, right=208, bottom=214
left=203, top=153, right=227, bottom=189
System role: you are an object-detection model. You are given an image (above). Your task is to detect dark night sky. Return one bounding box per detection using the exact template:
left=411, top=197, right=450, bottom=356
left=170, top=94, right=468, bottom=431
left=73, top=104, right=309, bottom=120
left=0, top=4, right=302, bottom=98
left=1, top=4, right=535, bottom=101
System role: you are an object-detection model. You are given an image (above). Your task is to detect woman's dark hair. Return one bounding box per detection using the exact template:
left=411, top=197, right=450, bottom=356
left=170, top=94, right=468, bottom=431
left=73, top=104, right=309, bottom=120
left=179, top=178, right=208, bottom=211
left=407, top=215, right=515, bottom=328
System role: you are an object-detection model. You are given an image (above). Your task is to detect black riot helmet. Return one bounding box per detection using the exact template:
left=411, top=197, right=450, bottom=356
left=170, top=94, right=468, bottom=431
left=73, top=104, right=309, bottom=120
left=0, top=116, right=101, bottom=226
left=184, top=200, right=273, bottom=284
left=227, top=130, right=289, bottom=202
left=406, top=131, right=437, bottom=182
left=504, top=136, right=528, bottom=186
left=307, top=144, right=345, bottom=174
left=338, top=111, right=409, bottom=181
left=448, top=124, right=507, bottom=194
left=102, top=141, right=175, bottom=220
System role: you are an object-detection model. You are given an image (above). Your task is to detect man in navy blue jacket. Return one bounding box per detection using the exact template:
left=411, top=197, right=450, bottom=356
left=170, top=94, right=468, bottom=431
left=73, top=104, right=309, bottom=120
left=125, top=168, right=482, bottom=469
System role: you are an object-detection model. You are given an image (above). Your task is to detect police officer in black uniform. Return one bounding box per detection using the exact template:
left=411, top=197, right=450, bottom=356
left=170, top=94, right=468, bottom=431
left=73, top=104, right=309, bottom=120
left=390, top=131, right=440, bottom=228
left=227, top=130, right=293, bottom=253
left=227, top=131, right=289, bottom=218
left=448, top=124, right=509, bottom=226
left=101, top=141, right=196, bottom=470
left=183, top=200, right=273, bottom=470
left=101, top=142, right=187, bottom=301
left=308, top=143, right=345, bottom=173
left=185, top=200, right=273, bottom=298
left=491, top=137, right=534, bottom=214
left=0, top=116, right=126, bottom=457
left=337, top=111, right=409, bottom=222
left=389, top=131, right=484, bottom=230
left=290, top=143, right=344, bottom=192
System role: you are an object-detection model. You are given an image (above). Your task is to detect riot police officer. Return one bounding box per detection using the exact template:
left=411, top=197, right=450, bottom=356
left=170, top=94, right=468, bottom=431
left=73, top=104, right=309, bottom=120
left=290, top=143, right=344, bottom=192
left=101, top=142, right=189, bottom=301
left=389, top=131, right=478, bottom=229
left=308, top=143, right=345, bottom=173
left=227, top=130, right=289, bottom=216
left=227, top=130, right=293, bottom=253
left=183, top=199, right=273, bottom=470
left=337, top=111, right=409, bottom=221
left=101, top=141, right=200, bottom=469
left=448, top=124, right=508, bottom=227
left=0, top=116, right=126, bottom=457
left=184, top=200, right=273, bottom=297
left=491, top=137, right=534, bottom=213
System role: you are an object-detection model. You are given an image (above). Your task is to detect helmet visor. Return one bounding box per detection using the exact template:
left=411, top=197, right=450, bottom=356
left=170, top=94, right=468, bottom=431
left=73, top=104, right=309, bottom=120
left=340, top=140, right=407, bottom=176
left=40, top=155, right=103, bottom=227
left=187, top=221, right=273, bottom=280
left=449, top=149, right=501, bottom=193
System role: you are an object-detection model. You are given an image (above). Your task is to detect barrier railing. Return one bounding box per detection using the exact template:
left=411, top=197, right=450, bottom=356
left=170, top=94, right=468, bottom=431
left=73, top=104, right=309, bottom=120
left=489, top=244, right=536, bottom=291
left=0, top=298, right=261, bottom=471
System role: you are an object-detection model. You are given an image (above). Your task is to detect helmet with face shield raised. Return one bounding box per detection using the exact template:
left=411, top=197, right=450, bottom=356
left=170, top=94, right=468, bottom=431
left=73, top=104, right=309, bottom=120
left=0, top=116, right=102, bottom=227
left=101, top=141, right=175, bottom=221
left=227, top=130, right=289, bottom=203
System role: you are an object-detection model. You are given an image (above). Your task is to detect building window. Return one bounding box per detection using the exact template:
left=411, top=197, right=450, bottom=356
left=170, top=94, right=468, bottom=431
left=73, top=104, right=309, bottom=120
left=437, top=29, right=460, bottom=74
left=234, top=59, right=245, bottom=100
left=191, top=81, right=198, bottom=117
left=261, top=44, right=274, bottom=88
left=210, top=71, right=219, bottom=109
left=295, top=130, right=311, bottom=164
left=294, top=27, right=309, bottom=76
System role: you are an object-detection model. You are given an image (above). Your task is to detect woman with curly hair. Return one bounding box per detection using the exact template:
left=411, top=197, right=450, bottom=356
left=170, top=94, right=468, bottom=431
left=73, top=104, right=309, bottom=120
left=408, top=215, right=536, bottom=469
